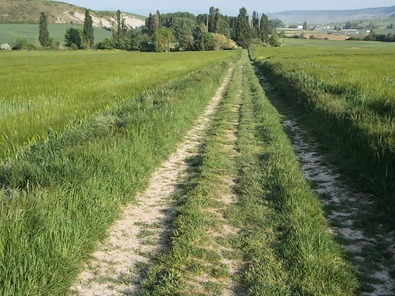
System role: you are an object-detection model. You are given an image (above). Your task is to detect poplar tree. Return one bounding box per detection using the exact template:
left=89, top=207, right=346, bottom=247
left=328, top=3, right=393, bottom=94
left=234, top=7, right=251, bottom=48
left=39, top=12, right=50, bottom=47
left=83, top=9, right=94, bottom=47
left=260, top=13, right=270, bottom=43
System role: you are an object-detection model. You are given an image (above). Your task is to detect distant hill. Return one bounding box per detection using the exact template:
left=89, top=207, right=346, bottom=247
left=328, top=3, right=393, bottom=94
left=268, top=6, right=395, bottom=25
left=0, top=0, right=145, bottom=29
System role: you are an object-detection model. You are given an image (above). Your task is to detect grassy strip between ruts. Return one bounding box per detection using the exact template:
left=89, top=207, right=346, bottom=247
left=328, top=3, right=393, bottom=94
left=0, top=54, right=236, bottom=296
left=234, top=53, right=358, bottom=295
left=139, top=50, right=358, bottom=295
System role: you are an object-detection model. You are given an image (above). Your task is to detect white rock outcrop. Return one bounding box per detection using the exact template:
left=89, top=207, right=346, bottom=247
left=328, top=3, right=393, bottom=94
left=0, top=43, right=11, bottom=50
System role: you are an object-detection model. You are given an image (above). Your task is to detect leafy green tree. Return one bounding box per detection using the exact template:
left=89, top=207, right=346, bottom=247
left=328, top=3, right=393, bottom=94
left=365, top=29, right=376, bottom=41
left=303, top=21, right=308, bottom=30
left=39, top=12, right=50, bottom=47
left=96, top=37, right=114, bottom=50
left=195, top=32, right=214, bottom=50
left=251, top=11, right=260, bottom=38
left=259, top=13, right=270, bottom=43
left=112, top=10, right=129, bottom=49
left=13, top=38, right=28, bottom=50
left=130, top=29, right=144, bottom=51
left=65, top=27, right=82, bottom=49
left=211, top=33, right=236, bottom=50
left=269, top=19, right=285, bottom=29
left=172, top=17, right=195, bottom=50
left=153, top=10, right=161, bottom=31
left=208, top=7, right=220, bottom=33
left=234, top=7, right=252, bottom=48
left=269, top=33, right=282, bottom=47
left=152, top=28, right=175, bottom=52
left=146, top=10, right=161, bottom=32
left=83, top=9, right=94, bottom=48
left=218, top=18, right=231, bottom=37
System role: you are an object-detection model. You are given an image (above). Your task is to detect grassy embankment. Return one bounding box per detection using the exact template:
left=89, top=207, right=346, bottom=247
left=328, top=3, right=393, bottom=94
left=0, top=50, right=238, bottom=295
left=140, top=50, right=357, bottom=295
left=0, top=50, right=235, bottom=159
left=252, top=39, right=395, bottom=216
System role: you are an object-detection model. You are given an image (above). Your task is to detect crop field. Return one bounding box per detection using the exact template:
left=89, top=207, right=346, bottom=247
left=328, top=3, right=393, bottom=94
left=0, top=50, right=235, bottom=159
left=252, top=39, right=395, bottom=212
left=0, top=50, right=238, bottom=295
left=0, top=23, right=111, bottom=45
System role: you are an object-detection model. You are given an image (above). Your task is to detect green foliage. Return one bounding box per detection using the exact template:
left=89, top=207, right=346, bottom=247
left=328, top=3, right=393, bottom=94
left=13, top=37, right=29, bottom=50
left=152, top=28, right=175, bottom=52
left=259, top=13, right=270, bottom=43
left=111, top=10, right=130, bottom=49
left=195, top=32, right=214, bottom=51
left=234, top=7, right=251, bottom=48
left=82, top=9, right=94, bottom=47
left=64, top=27, right=82, bottom=49
left=211, top=33, right=237, bottom=50
left=268, top=33, right=282, bottom=47
left=38, top=12, right=49, bottom=47
left=208, top=6, right=220, bottom=33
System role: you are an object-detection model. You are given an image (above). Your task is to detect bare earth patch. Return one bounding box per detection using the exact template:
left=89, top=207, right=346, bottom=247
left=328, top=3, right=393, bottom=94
left=70, top=69, right=233, bottom=296
left=283, top=119, right=395, bottom=296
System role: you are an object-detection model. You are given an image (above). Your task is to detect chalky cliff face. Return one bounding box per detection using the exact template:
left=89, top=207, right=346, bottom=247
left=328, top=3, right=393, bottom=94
left=0, top=0, right=145, bottom=29
left=58, top=11, right=145, bottom=30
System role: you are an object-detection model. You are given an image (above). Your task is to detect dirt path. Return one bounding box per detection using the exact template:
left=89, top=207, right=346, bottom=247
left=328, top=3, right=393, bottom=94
left=283, top=119, right=395, bottom=296
left=70, top=69, right=233, bottom=296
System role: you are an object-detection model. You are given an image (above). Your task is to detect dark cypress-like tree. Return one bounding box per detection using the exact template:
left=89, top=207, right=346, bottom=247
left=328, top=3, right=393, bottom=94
left=251, top=11, right=260, bottom=38
left=259, top=13, right=270, bottom=43
left=83, top=9, right=94, bottom=47
left=208, top=7, right=220, bottom=33
left=39, top=12, right=50, bottom=47
left=234, top=7, right=252, bottom=48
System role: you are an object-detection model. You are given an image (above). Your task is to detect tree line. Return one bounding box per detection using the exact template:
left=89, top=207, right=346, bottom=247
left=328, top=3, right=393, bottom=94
left=31, top=7, right=284, bottom=51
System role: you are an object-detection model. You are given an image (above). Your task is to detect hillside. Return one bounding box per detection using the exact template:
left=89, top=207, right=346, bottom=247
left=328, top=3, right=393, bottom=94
left=0, top=0, right=145, bottom=29
left=268, top=5, right=395, bottom=25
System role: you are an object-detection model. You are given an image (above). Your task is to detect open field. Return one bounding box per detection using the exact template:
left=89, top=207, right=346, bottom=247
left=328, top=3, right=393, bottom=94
left=0, top=50, right=237, bottom=295
left=0, top=23, right=112, bottom=45
left=1, top=43, right=394, bottom=295
left=252, top=38, right=395, bottom=215
left=0, top=50, right=235, bottom=159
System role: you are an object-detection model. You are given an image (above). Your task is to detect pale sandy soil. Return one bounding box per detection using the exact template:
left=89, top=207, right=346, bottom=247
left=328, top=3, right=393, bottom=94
left=70, top=69, right=233, bottom=296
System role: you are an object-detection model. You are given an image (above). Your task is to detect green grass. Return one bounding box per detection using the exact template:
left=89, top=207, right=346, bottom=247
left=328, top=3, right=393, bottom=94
left=0, top=50, right=236, bottom=160
left=0, top=23, right=111, bottom=45
left=251, top=39, right=395, bottom=215
left=0, top=53, right=235, bottom=296
left=234, top=50, right=357, bottom=295
left=139, top=49, right=358, bottom=295
left=140, top=63, right=238, bottom=296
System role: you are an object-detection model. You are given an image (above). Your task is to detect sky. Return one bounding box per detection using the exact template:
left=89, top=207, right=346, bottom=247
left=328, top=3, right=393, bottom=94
left=64, top=1, right=395, bottom=16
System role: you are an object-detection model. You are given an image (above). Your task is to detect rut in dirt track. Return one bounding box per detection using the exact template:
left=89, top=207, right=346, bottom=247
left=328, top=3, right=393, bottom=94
left=70, top=68, right=234, bottom=296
